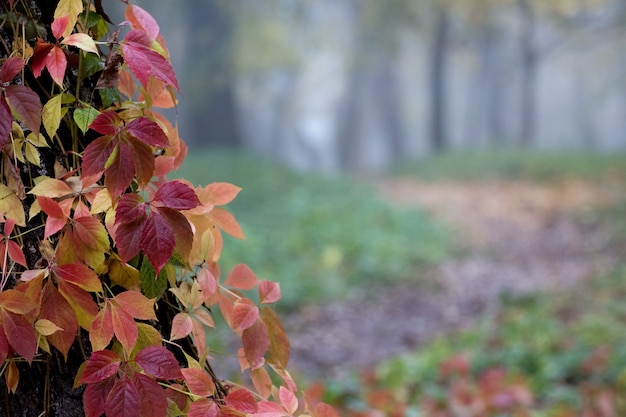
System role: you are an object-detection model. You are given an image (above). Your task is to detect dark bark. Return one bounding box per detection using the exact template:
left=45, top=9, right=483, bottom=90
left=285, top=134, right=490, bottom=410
left=430, top=5, right=450, bottom=153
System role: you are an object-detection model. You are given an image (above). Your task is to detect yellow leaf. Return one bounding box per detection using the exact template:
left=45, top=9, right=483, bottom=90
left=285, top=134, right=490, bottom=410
left=29, top=177, right=73, bottom=198
left=35, top=319, right=63, bottom=336
left=42, top=94, right=64, bottom=138
left=54, top=0, right=84, bottom=38
left=26, top=132, right=50, bottom=148
left=108, top=257, right=140, bottom=290
left=0, top=184, right=25, bottom=226
left=5, top=360, right=19, bottom=393
left=130, top=323, right=163, bottom=359
left=24, top=142, right=40, bottom=166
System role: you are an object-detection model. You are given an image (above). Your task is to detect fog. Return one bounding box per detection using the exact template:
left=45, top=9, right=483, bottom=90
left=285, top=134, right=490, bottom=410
left=136, top=0, right=626, bottom=173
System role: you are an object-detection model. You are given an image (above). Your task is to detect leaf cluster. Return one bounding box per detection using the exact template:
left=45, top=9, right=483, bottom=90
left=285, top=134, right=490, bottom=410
left=0, top=1, right=335, bottom=416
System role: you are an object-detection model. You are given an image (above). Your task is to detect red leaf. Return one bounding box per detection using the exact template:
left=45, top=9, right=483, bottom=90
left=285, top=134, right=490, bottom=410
left=225, top=264, right=258, bottom=290
left=52, top=15, right=70, bottom=40
left=105, top=376, right=141, bottom=417
left=157, top=207, right=193, bottom=258
left=0, top=56, right=25, bottom=83
left=39, top=283, right=78, bottom=358
left=30, top=41, right=54, bottom=78
left=187, top=399, right=219, bottom=417
left=81, top=350, right=121, bottom=384
left=126, top=117, right=168, bottom=147
left=152, top=180, right=200, bottom=210
left=140, top=212, right=174, bottom=275
left=82, top=135, right=115, bottom=180
left=90, top=110, right=122, bottom=136
left=1, top=310, right=37, bottom=363
left=115, top=193, right=146, bottom=225
left=44, top=46, right=67, bottom=86
left=135, top=346, right=181, bottom=380
left=133, top=373, right=168, bottom=417
left=130, top=138, right=155, bottom=187
left=84, top=377, right=115, bottom=417
left=55, top=263, right=102, bottom=292
left=231, top=299, right=259, bottom=333
left=0, top=288, right=37, bottom=314
left=258, top=280, right=281, bottom=304
left=121, top=37, right=179, bottom=90
left=225, top=389, right=258, bottom=413
left=0, top=329, right=7, bottom=364
left=181, top=368, right=215, bottom=398
left=0, top=96, right=12, bottom=146
left=126, top=5, right=160, bottom=40
left=105, top=141, right=136, bottom=197
left=5, top=84, right=41, bottom=134
left=242, top=319, right=270, bottom=370
left=38, top=196, right=68, bottom=238
left=57, top=278, right=99, bottom=330
left=115, top=219, right=145, bottom=263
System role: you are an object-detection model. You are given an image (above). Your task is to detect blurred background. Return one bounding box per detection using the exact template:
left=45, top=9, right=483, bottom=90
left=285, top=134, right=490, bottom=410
left=144, top=0, right=626, bottom=173
left=132, top=0, right=626, bottom=415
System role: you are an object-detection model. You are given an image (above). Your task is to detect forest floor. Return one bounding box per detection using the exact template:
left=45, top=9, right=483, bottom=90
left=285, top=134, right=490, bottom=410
left=284, top=176, right=625, bottom=380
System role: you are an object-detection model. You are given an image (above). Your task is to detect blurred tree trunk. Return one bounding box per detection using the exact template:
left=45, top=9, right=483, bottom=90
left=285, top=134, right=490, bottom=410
left=518, top=0, right=537, bottom=147
left=375, top=59, right=405, bottom=163
left=430, top=4, right=450, bottom=153
left=183, top=0, right=241, bottom=148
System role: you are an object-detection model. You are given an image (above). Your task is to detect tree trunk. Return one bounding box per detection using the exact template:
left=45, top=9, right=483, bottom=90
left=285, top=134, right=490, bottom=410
left=182, top=0, right=241, bottom=148
left=430, top=4, right=450, bottom=153
left=518, top=0, right=537, bottom=147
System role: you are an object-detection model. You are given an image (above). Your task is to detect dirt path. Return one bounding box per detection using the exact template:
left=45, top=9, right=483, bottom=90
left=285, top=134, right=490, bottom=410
left=284, top=177, right=624, bottom=380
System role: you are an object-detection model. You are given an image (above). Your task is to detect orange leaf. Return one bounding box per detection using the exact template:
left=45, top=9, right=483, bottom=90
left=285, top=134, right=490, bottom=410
left=57, top=278, right=99, bottom=330
left=224, top=264, right=257, bottom=290
left=251, top=367, right=272, bottom=400
left=314, top=403, right=340, bottom=417
left=258, top=280, right=281, bottom=304
left=112, top=291, right=156, bottom=320
left=204, top=182, right=241, bottom=206
left=90, top=306, right=113, bottom=352
left=5, top=360, right=18, bottom=393
left=261, top=307, right=290, bottom=369
left=210, top=207, right=244, bottom=239
left=40, top=283, right=78, bottom=358
left=111, top=305, right=138, bottom=354
left=0, top=288, right=37, bottom=315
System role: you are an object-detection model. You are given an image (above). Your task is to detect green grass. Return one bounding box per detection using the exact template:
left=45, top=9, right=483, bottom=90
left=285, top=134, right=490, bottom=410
left=174, top=149, right=451, bottom=308
left=393, top=149, right=626, bottom=182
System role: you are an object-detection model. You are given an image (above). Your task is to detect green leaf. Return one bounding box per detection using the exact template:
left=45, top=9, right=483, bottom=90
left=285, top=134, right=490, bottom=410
left=73, top=105, right=100, bottom=134
left=140, top=261, right=168, bottom=299
left=81, top=53, right=104, bottom=79
left=99, top=89, right=120, bottom=108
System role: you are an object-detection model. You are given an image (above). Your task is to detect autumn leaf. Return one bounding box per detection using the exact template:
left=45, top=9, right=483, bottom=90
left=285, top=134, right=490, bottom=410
left=1, top=309, right=37, bottom=363
left=134, top=346, right=181, bottom=380
left=0, top=56, right=25, bottom=83
left=225, top=264, right=258, bottom=290
left=121, top=31, right=179, bottom=91
left=126, top=4, right=160, bottom=40
left=261, top=307, right=290, bottom=369
left=5, top=84, right=41, bottom=134
left=181, top=367, right=215, bottom=398
left=132, top=373, right=168, bottom=417
left=61, top=33, right=99, bottom=55
left=126, top=116, right=168, bottom=147
left=170, top=312, right=192, bottom=341
left=74, top=105, right=99, bottom=134
left=187, top=399, right=219, bottom=417
left=225, top=389, right=258, bottom=414
left=0, top=97, right=12, bottom=146
left=39, top=282, right=78, bottom=358
left=259, top=280, right=281, bottom=305
left=54, top=0, right=83, bottom=39
left=0, top=184, right=26, bottom=226
left=231, top=299, right=259, bottom=333
left=242, top=319, right=270, bottom=370
left=104, top=375, right=141, bottom=417
left=81, top=350, right=121, bottom=384
left=83, top=377, right=115, bottom=417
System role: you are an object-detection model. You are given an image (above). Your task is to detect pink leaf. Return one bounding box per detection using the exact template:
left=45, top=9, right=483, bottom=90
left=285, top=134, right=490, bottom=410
left=105, top=376, right=141, bottom=417
left=0, top=56, right=25, bottom=83
left=121, top=36, right=179, bottom=91
left=81, top=350, right=121, bottom=384
left=231, top=299, right=259, bottom=333
left=225, top=388, right=258, bottom=413
left=152, top=180, right=200, bottom=210
left=224, top=264, right=258, bottom=290
left=5, top=84, right=41, bottom=134
left=126, top=116, right=169, bottom=147
left=51, top=15, right=69, bottom=40
left=279, top=386, right=298, bottom=415
left=140, top=212, right=174, bottom=275
left=170, top=312, right=192, bottom=341
left=259, top=280, right=281, bottom=304
left=204, top=182, right=242, bottom=206
left=45, top=46, right=67, bottom=86
left=181, top=368, right=215, bottom=398
left=135, top=346, right=181, bottom=380
left=126, top=5, right=160, bottom=40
